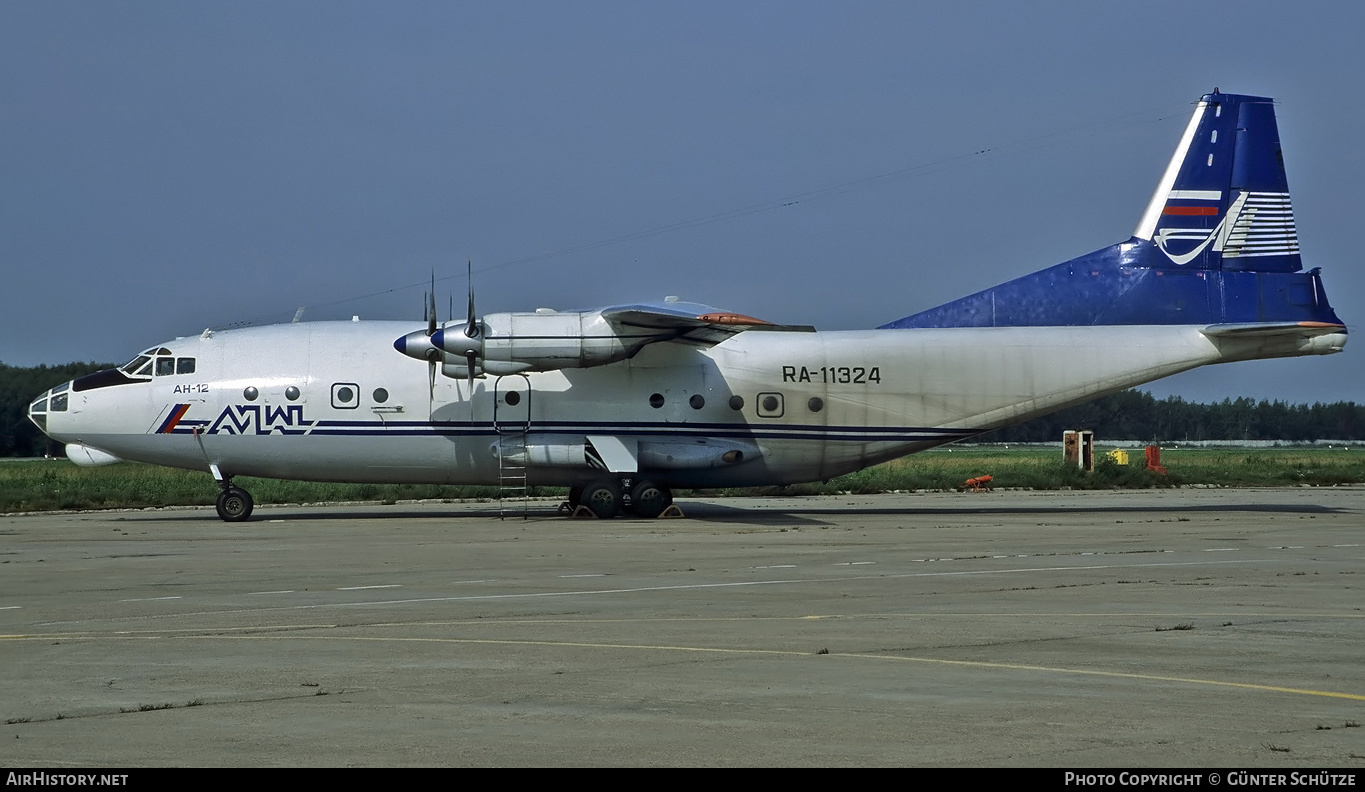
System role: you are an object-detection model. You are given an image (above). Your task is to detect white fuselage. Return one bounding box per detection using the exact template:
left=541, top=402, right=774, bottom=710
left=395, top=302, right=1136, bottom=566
left=38, top=320, right=1346, bottom=488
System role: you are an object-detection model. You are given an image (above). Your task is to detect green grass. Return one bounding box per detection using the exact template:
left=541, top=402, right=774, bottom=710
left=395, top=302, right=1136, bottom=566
left=0, top=461, right=508, bottom=513
left=685, top=445, right=1365, bottom=496
left=2, top=445, right=1362, bottom=514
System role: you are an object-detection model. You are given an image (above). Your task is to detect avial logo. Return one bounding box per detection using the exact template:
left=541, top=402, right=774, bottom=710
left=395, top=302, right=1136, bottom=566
left=207, top=404, right=316, bottom=435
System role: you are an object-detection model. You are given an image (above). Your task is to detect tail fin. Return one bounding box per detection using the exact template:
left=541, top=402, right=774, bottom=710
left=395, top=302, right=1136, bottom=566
left=1133, top=90, right=1299, bottom=271
left=883, top=90, right=1343, bottom=330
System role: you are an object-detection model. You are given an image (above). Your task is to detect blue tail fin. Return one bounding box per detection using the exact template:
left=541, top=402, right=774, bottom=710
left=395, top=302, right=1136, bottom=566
left=883, top=90, right=1343, bottom=329
left=1134, top=90, right=1300, bottom=271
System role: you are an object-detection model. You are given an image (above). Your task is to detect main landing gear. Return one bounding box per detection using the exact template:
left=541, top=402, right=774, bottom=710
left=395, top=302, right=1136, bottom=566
left=215, top=479, right=254, bottom=522
left=567, top=478, right=674, bottom=519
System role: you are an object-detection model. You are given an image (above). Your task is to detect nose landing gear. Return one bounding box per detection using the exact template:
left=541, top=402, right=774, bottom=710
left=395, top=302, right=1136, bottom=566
left=215, top=480, right=254, bottom=522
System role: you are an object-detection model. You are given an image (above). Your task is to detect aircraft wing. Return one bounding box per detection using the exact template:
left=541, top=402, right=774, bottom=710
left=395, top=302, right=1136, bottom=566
left=601, top=300, right=815, bottom=345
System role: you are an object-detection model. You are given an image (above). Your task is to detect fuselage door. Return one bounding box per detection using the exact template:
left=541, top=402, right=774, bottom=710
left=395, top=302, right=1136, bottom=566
left=492, top=374, right=531, bottom=432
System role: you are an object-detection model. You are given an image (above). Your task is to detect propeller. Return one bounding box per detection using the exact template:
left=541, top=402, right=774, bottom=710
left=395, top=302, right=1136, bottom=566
left=395, top=263, right=485, bottom=390
left=462, top=260, right=480, bottom=384
left=424, top=274, right=439, bottom=403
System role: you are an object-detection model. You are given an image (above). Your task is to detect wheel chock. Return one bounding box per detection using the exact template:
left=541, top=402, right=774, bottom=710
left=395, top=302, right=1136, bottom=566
left=570, top=504, right=599, bottom=519
left=658, top=504, right=686, bottom=519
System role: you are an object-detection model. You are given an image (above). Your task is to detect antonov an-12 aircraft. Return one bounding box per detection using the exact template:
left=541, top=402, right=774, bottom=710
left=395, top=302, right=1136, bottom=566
left=28, top=91, right=1347, bottom=521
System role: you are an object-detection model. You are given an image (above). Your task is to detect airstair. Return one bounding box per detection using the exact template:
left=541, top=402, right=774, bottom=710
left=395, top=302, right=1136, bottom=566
left=493, top=375, right=531, bottom=519
left=496, top=429, right=529, bottom=519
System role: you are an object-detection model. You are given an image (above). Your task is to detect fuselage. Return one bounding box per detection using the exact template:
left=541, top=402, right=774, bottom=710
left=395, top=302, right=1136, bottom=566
left=29, top=318, right=1347, bottom=489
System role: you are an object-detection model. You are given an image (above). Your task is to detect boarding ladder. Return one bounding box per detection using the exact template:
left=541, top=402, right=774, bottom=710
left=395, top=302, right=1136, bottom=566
left=493, top=376, right=530, bottom=519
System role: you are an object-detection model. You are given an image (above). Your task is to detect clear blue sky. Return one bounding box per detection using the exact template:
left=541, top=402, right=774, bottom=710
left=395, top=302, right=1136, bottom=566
left=3, top=1, right=1360, bottom=404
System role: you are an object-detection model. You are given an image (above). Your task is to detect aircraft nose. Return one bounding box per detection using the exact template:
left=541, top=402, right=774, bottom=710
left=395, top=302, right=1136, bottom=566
left=27, top=392, right=49, bottom=434
left=26, top=382, right=71, bottom=435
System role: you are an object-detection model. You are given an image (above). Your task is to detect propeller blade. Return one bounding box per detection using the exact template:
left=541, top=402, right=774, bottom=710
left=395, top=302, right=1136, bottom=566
left=465, top=350, right=477, bottom=385
left=427, top=273, right=438, bottom=337
left=465, top=260, right=479, bottom=339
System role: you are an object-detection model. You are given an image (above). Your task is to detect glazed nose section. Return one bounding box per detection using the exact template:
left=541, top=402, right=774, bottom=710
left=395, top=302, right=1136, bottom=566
left=27, top=382, right=72, bottom=435
left=27, top=394, right=47, bottom=434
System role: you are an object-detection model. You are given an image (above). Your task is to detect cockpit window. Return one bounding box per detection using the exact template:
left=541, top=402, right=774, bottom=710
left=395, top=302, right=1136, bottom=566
left=120, top=355, right=153, bottom=377
left=155, top=357, right=175, bottom=376
left=176, top=357, right=196, bottom=374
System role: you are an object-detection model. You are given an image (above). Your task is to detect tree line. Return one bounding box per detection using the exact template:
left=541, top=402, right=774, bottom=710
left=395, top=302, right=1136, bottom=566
left=975, top=388, right=1363, bottom=443
left=1, top=361, right=1361, bottom=457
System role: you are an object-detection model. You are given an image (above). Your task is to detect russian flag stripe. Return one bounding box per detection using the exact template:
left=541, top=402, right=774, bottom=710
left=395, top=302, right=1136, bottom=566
left=158, top=404, right=191, bottom=434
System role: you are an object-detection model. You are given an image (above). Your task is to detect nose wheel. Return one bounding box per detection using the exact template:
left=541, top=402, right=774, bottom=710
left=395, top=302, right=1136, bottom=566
left=215, top=484, right=254, bottom=522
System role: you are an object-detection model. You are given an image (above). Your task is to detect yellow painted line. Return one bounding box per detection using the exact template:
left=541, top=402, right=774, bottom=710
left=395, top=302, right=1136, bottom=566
left=834, top=652, right=1365, bottom=701
left=266, top=635, right=1365, bottom=701
left=7, top=629, right=1360, bottom=702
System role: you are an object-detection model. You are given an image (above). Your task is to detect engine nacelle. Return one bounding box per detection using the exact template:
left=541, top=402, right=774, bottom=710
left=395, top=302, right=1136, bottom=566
left=432, top=310, right=671, bottom=373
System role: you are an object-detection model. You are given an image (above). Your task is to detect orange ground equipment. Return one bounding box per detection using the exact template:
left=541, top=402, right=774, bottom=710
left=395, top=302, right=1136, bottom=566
left=964, top=474, right=993, bottom=492
left=1145, top=445, right=1168, bottom=475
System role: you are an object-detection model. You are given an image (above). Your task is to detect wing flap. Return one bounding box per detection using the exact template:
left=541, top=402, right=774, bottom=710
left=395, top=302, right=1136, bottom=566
left=601, top=301, right=815, bottom=346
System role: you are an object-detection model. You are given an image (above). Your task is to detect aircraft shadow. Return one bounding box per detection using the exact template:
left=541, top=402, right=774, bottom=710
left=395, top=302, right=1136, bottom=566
left=661, top=500, right=1350, bottom=525
left=151, top=497, right=1349, bottom=527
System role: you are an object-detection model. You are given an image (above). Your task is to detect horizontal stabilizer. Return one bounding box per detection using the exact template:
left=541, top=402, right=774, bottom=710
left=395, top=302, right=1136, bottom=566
left=1201, top=321, right=1347, bottom=338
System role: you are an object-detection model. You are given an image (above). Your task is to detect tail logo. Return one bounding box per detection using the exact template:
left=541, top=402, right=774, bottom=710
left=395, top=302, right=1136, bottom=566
left=1154, top=188, right=1300, bottom=266
left=1154, top=191, right=1246, bottom=265
left=1155, top=190, right=1298, bottom=266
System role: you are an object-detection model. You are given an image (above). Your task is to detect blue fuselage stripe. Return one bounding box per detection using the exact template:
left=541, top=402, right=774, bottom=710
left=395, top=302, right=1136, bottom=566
left=166, top=419, right=978, bottom=443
